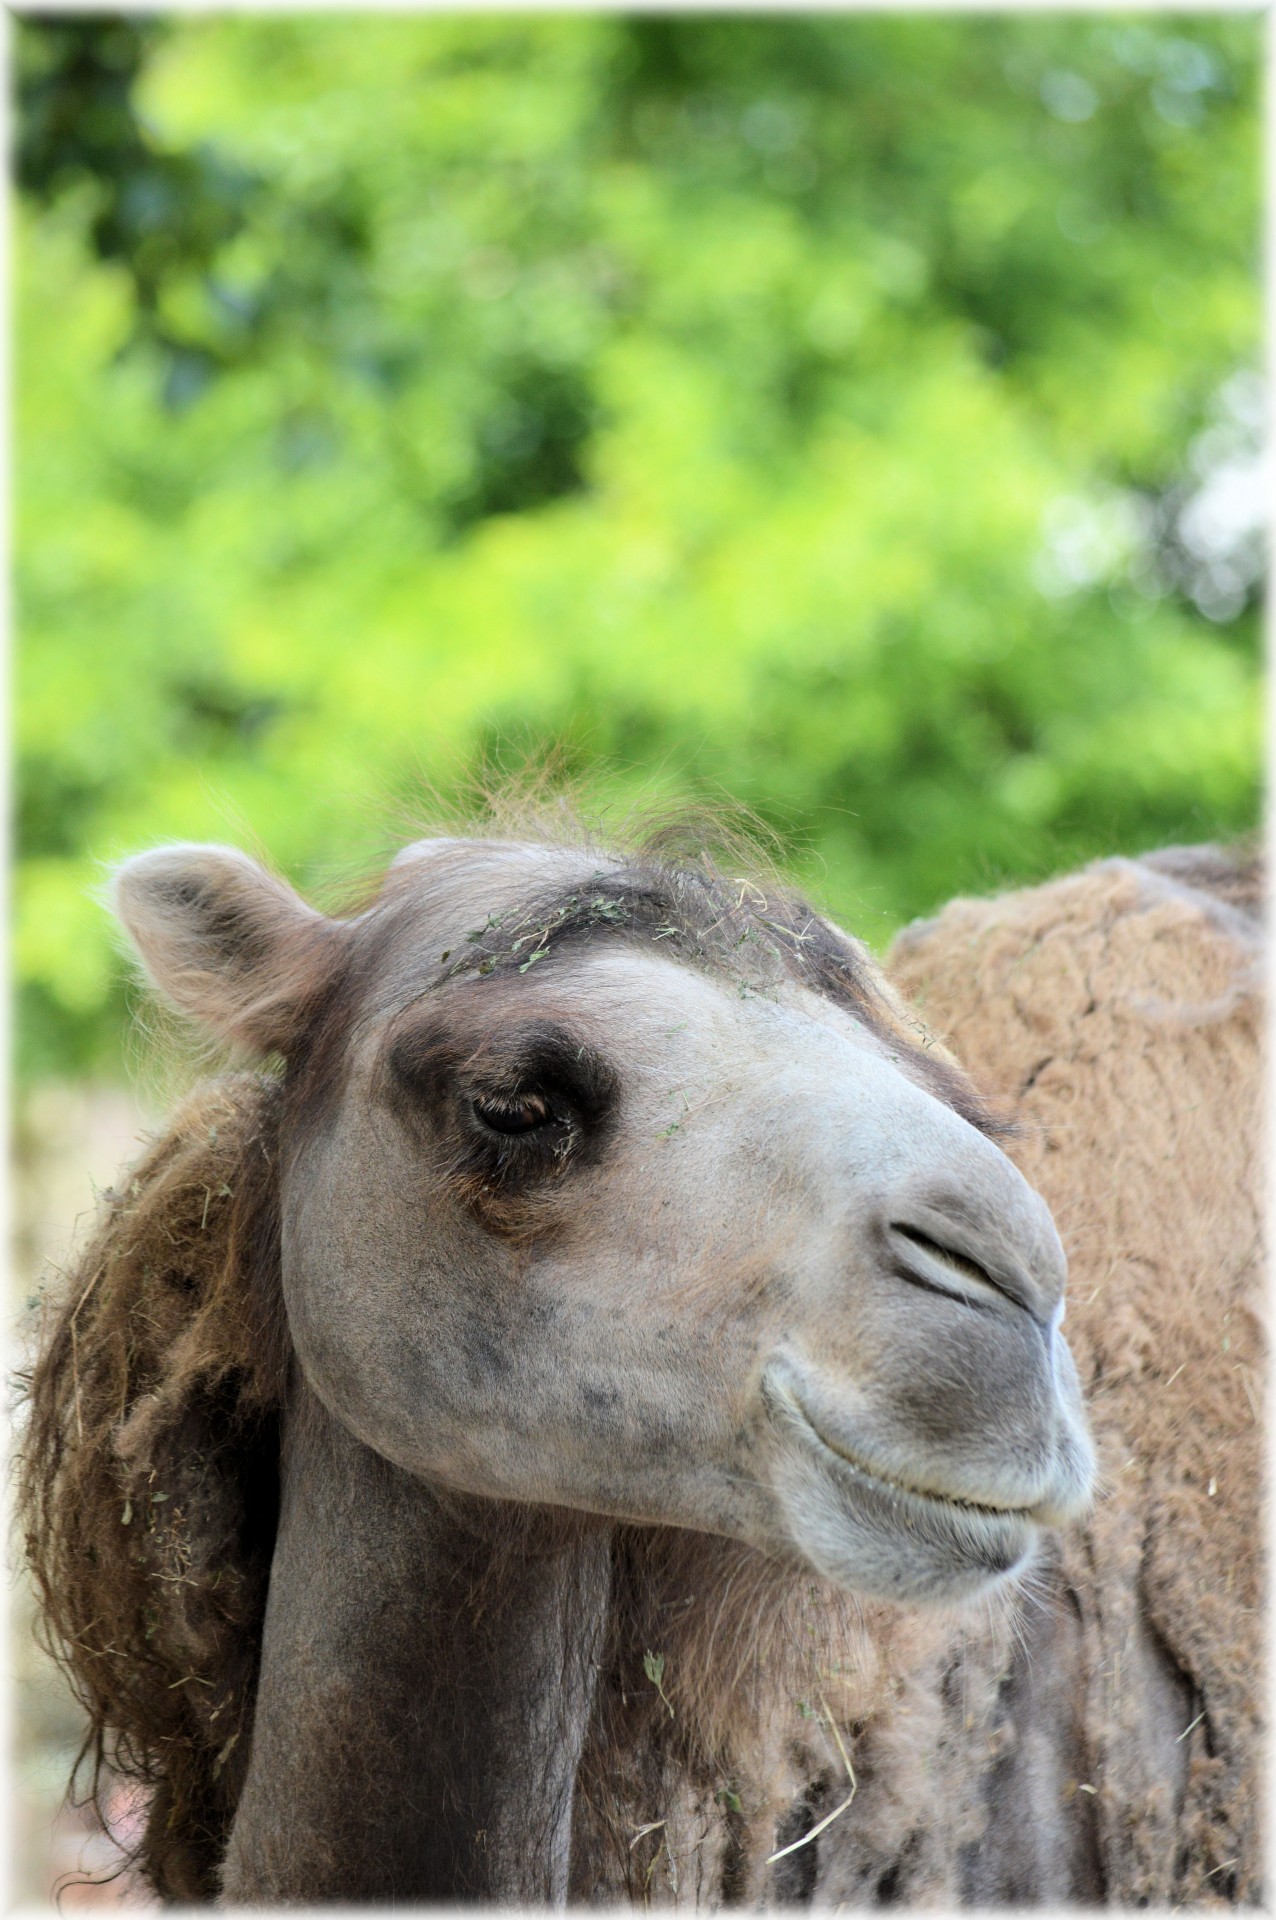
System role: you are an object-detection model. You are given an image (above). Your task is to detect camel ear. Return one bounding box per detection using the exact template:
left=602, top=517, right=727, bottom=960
left=112, top=843, right=341, bottom=1055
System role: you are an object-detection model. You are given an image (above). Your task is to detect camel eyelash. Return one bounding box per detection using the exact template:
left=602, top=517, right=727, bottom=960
left=468, top=1089, right=570, bottom=1142
left=472, top=1090, right=546, bottom=1132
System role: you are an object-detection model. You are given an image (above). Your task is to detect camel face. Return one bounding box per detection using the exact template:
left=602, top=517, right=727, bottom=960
left=116, top=835, right=1094, bottom=1606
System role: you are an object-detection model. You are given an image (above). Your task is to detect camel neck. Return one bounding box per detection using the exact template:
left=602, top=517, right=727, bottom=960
left=221, top=1383, right=613, bottom=1903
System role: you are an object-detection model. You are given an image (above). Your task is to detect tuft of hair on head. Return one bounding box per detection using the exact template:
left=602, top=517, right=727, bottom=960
left=370, top=751, right=798, bottom=898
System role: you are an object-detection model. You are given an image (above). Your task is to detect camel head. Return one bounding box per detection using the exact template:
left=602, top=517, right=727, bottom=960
left=114, top=832, right=1094, bottom=1606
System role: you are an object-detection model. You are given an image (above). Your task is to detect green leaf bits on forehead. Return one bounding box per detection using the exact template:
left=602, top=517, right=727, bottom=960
left=386, top=856, right=1004, bottom=1141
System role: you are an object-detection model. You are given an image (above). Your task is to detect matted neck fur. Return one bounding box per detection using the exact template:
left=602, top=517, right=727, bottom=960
left=116, top=830, right=1094, bottom=1609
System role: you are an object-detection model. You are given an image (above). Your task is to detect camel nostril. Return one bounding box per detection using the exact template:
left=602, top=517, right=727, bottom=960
left=892, top=1222, right=994, bottom=1289
left=887, top=1220, right=1031, bottom=1316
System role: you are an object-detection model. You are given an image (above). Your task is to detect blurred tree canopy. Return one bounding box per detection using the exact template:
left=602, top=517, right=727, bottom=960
left=15, top=13, right=1262, bottom=1080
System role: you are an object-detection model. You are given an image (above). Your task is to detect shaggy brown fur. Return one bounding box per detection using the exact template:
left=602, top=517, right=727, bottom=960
left=568, top=1522, right=997, bottom=1905
left=18, top=1076, right=289, bottom=1900
left=19, top=834, right=1262, bottom=1904
left=888, top=846, right=1264, bottom=1904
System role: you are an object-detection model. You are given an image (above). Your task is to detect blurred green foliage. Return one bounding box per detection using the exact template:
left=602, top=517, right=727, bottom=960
left=15, top=14, right=1262, bottom=1080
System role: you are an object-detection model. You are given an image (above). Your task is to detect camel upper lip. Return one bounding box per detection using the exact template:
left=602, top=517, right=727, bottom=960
left=762, top=1364, right=1044, bottom=1526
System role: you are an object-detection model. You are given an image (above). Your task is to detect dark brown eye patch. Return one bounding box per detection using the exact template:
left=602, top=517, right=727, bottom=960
left=385, top=1012, right=619, bottom=1186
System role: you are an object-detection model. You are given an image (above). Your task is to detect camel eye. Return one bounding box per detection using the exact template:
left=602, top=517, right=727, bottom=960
left=472, top=1092, right=555, bottom=1136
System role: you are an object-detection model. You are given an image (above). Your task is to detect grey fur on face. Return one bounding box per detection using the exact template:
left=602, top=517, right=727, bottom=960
left=116, top=834, right=1094, bottom=1607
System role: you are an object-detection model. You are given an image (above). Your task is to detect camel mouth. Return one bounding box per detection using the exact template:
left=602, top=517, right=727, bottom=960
left=760, top=1364, right=1043, bottom=1597
left=793, top=1402, right=1038, bottom=1524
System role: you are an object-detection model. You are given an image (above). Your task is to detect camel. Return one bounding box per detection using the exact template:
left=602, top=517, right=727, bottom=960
left=19, top=816, right=1261, bottom=1905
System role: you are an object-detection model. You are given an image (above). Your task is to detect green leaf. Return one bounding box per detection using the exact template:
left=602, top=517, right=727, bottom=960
left=643, top=1648, right=674, bottom=1717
